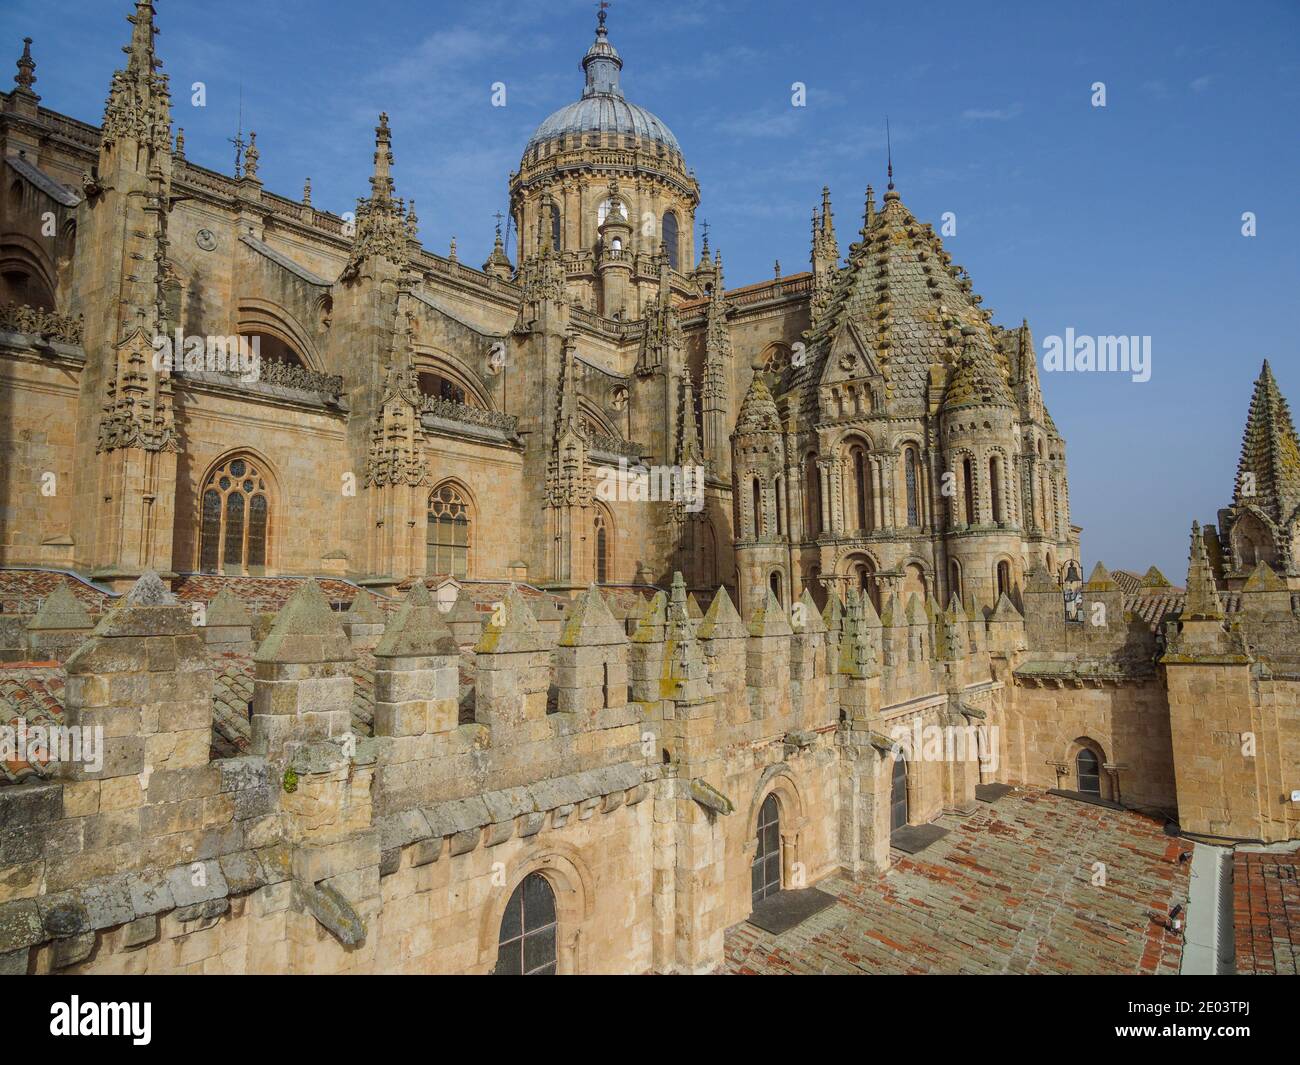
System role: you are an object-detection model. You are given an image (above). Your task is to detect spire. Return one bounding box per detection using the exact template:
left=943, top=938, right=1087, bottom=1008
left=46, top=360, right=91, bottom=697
left=302, top=176, right=312, bottom=205
left=371, top=111, right=395, bottom=206
left=101, top=2, right=170, bottom=154
left=13, top=36, right=36, bottom=95
left=1234, top=360, right=1300, bottom=525
left=341, top=113, right=410, bottom=281
left=820, top=186, right=836, bottom=242
left=862, top=185, right=875, bottom=236
left=582, top=4, right=624, bottom=98
left=1183, top=521, right=1224, bottom=620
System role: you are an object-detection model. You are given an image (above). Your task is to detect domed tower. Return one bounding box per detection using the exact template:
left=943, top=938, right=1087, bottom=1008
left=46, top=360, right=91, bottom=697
left=939, top=327, right=1025, bottom=608
left=510, top=9, right=699, bottom=316
left=732, top=376, right=789, bottom=615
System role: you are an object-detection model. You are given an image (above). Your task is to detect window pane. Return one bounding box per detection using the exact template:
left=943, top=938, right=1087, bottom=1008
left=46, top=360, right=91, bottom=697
left=524, top=873, right=556, bottom=929
left=498, top=885, right=523, bottom=942
left=223, top=492, right=245, bottom=568
left=248, top=495, right=268, bottom=569
left=494, top=941, right=522, bottom=976
left=523, top=926, right=557, bottom=974
left=200, top=490, right=221, bottom=573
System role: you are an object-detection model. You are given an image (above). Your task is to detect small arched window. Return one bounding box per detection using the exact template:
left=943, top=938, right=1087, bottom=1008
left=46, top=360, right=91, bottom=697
left=200, top=456, right=271, bottom=575
left=550, top=203, right=562, bottom=251
left=950, top=559, right=963, bottom=602
left=752, top=794, right=781, bottom=905
left=594, top=511, right=609, bottom=584
left=495, top=873, right=557, bottom=975
left=427, top=483, right=471, bottom=578
left=770, top=570, right=783, bottom=605
left=1076, top=748, right=1101, bottom=797
left=852, top=446, right=870, bottom=531
left=962, top=457, right=975, bottom=526
left=662, top=211, right=679, bottom=270
left=751, top=478, right=763, bottom=539
left=775, top=475, right=785, bottom=536
left=996, top=560, right=1011, bottom=600
left=989, top=456, right=1003, bottom=524
left=805, top=454, right=822, bottom=536
left=904, top=447, right=921, bottom=527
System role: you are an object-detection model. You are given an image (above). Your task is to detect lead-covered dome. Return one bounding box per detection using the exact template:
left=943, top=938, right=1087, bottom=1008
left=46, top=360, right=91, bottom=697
left=523, top=12, right=683, bottom=162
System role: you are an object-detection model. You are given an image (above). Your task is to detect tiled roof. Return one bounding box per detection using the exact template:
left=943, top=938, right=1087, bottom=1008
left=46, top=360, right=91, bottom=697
left=172, top=574, right=367, bottom=615
left=0, top=663, right=65, bottom=783
left=0, top=569, right=114, bottom=617
left=1234, top=847, right=1300, bottom=975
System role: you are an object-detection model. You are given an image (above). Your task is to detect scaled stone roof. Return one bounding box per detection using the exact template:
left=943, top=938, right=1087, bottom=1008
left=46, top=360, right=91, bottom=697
left=735, top=375, right=781, bottom=434
left=791, top=186, right=1006, bottom=417
left=1234, top=360, right=1300, bottom=526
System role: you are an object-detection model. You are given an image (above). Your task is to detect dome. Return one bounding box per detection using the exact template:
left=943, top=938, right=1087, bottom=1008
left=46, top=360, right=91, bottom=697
left=523, top=13, right=683, bottom=160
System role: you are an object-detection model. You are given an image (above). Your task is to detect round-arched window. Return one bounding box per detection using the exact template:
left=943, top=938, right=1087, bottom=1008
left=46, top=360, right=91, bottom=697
left=494, top=872, right=557, bottom=975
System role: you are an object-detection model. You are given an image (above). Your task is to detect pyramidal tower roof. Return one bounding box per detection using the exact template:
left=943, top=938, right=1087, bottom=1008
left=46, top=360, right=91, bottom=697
left=735, top=375, right=781, bottom=434
left=1234, top=360, right=1300, bottom=525
left=791, top=176, right=1006, bottom=417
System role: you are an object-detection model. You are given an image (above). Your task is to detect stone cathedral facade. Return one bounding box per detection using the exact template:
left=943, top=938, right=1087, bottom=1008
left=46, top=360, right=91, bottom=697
left=0, top=5, right=1295, bottom=976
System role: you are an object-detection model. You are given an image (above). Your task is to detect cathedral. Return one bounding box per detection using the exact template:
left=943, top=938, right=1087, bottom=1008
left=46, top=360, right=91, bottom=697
left=0, top=4, right=1295, bottom=977
left=0, top=4, right=1075, bottom=614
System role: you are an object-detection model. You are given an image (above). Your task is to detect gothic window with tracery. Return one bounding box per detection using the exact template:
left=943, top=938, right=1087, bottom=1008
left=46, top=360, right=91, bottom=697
left=200, top=456, right=270, bottom=575
left=427, top=483, right=471, bottom=578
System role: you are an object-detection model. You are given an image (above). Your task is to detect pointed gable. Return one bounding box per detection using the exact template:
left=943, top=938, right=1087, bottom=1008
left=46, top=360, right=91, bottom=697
left=698, top=586, right=747, bottom=641
left=27, top=582, right=93, bottom=632
left=559, top=585, right=628, bottom=647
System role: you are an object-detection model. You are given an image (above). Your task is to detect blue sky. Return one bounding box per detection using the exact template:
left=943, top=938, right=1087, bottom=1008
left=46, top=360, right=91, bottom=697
left=4, top=0, right=1298, bottom=580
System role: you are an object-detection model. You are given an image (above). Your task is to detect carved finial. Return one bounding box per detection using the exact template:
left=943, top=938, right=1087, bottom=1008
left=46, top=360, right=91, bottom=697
left=774, top=259, right=782, bottom=280
left=302, top=176, right=312, bottom=205
left=174, top=127, right=185, bottom=157
left=449, top=235, right=457, bottom=262
left=14, top=36, right=36, bottom=93
left=242, top=130, right=259, bottom=179
left=598, top=1, right=610, bottom=33
left=406, top=197, right=419, bottom=237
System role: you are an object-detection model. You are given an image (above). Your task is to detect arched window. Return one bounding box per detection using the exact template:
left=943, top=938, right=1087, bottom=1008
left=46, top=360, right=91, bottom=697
left=417, top=371, right=468, bottom=406
left=891, top=753, right=909, bottom=832
left=996, top=560, right=1011, bottom=600
left=851, top=445, right=870, bottom=532
left=804, top=454, right=822, bottom=536
left=989, top=456, right=1003, bottom=524
left=199, top=456, right=271, bottom=575
left=950, top=559, right=963, bottom=602
left=494, top=872, right=557, bottom=975
left=550, top=203, right=562, bottom=251
left=751, top=478, right=763, bottom=539
left=427, top=483, right=471, bottom=578
left=962, top=457, right=975, bottom=526
left=662, top=211, right=679, bottom=270
left=1076, top=748, right=1101, bottom=797
left=245, top=331, right=304, bottom=370
left=775, top=475, right=785, bottom=536
left=904, top=446, right=921, bottom=527
left=594, top=510, right=609, bottom=584
left=752, top=794, right=781, bottom=906
left=769, top=570, right=783, bottom=605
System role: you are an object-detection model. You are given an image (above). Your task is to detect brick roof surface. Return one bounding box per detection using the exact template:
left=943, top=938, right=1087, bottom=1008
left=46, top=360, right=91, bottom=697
left=1234, top=848, right=1300, bottom=975
left=724, top=789, right=1190, bottom=974
left=0, top=569, right=113, bottom=617
left=0, top=663, right=66, bottom=783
